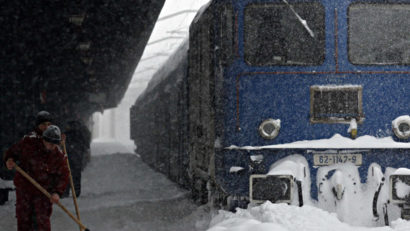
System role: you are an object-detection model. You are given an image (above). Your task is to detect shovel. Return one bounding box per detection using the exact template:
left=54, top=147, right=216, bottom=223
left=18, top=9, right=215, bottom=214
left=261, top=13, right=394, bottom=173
left=62, top=141, right=83, bottom=231
left=14, top=165, right=90, bottom=231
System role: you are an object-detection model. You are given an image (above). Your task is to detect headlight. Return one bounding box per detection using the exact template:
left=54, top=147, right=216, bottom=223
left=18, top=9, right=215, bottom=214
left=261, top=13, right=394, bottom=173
left=390, top=173, right=410, bottom=204
left=258, top=119, right=281, bottom=139
left=250, top=174, right=293, bottom=204
left=392, top=115, right=410, bottom=139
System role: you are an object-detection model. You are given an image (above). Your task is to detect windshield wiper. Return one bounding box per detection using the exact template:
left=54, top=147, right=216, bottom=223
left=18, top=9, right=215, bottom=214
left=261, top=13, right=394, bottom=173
left=282, top=0, right=315, bottom=38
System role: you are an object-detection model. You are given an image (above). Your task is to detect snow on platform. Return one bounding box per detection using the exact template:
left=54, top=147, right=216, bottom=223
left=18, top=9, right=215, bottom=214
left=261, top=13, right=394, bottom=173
left=0, top=152, right=211, bottom=231
left=91, top=139, right=136, bottom=155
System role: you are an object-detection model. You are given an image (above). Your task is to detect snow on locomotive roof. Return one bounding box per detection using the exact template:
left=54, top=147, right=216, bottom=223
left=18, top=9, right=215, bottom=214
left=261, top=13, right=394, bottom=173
left=227, top=134, right=410, bottom=150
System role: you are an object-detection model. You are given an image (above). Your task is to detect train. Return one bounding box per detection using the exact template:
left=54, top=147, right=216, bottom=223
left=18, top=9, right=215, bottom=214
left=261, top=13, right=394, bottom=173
left=130, top=0, right=410, bottom=226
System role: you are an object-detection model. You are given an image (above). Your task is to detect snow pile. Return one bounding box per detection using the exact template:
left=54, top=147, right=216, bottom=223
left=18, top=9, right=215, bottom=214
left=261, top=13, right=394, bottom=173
left=395, top=180, right=410, bottom=199
left=207, top=202, right=410, bottom=231
left=315, top=162, right=387, bottom=226
left=267, top=155, right=311, bottom=206
left=227, top=134, right=410, bottom=149
left=393, top=168, right=410, bottom=199
left=268, top=155, right=308, bottom=180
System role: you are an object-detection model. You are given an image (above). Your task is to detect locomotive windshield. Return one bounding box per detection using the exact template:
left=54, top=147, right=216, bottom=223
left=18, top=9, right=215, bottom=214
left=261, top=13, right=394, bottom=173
left=348, top=4, right=410, bottom=65
left=244, top=3, right=325, bottom=66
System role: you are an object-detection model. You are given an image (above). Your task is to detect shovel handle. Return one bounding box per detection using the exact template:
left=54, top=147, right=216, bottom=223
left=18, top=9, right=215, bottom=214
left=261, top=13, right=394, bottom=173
left=62, top=142, right=83, bottom=231
left=14, top=165, right=90, bottom=231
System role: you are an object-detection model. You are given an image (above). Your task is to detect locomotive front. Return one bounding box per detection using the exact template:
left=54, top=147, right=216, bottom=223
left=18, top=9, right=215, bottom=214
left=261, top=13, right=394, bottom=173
left=214, top=0, right=410, bottom=224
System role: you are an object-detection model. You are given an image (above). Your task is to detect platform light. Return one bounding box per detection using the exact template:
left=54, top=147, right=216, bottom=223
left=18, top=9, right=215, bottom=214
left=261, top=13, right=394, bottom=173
left=250, top=174, right=293, bottom=204
left=258, top=118, right=281, bottom=139
left=86, top=68, right=95, bottom=75
left=77, top=42, right=91, bottom=51
left=69, top=14, right=85, bottom=26
left=81, top=57, right=93, bottom=65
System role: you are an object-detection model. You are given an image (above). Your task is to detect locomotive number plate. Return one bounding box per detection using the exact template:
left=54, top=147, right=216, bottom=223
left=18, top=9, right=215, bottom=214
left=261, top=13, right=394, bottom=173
left=313, top=154, right=362, bottom=166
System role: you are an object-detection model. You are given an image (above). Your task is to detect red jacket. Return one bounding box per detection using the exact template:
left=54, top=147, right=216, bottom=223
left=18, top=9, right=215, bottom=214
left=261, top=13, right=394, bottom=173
left=25, top=127, right=44, bottom=139
left=4, top=134, right=69, bottom=196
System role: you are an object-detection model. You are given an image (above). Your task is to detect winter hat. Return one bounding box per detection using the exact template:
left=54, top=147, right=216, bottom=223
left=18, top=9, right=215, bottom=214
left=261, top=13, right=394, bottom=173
left=36, top=111, right=53, bottom=126
left=43, top=125, right=61, bottom=144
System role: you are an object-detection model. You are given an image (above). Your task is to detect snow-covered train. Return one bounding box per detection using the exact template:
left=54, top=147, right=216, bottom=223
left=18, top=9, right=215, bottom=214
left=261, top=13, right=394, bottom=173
left=130, top=0, right=410, bottom=226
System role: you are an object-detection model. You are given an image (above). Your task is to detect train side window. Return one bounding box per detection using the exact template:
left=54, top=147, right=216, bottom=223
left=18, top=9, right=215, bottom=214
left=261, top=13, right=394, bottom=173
left=220, top=5, right=234, bottom=65
left=243, top=2, right=325, bottom=66
left=200, top=23, right=210, bottom=75
left=191, top=29, right=202, bottom=78
left=348, top=3, right=410, bottom=65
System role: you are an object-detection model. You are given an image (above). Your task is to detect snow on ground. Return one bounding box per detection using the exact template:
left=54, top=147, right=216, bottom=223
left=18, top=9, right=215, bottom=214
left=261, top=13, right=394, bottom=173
left=2, top=141, right=410, bottom=231
left=91, top=138, right=136, bottom=156
left=207, top=202, right=410, bottom=231
left=0, top=141, right=212, bottom=231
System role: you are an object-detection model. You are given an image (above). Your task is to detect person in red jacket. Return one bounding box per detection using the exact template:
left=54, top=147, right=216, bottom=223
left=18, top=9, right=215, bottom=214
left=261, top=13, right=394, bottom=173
left=1, top=111, right=54, bottom=200
left=4, top=125, right=69, bottom=231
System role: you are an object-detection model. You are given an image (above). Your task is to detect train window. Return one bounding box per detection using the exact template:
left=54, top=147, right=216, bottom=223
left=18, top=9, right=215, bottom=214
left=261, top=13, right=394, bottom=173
left=348, top=4, right=410, bottom=65
left=244, top=2, right=325, bottom=66
left=220, top=5, right=234, bottom=65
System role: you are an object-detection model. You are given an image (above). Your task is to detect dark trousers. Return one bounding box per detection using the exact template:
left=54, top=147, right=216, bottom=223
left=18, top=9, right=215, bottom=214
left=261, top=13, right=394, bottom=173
left=0, top=188, right=10, bottom=205
left=16, top=188, right=52, bottom=231
left=62, top=168, right=81, bottom=198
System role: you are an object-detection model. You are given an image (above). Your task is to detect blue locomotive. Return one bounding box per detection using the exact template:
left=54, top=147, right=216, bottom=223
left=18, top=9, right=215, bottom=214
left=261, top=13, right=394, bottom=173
left=130, top=0, right=410, bottom=225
